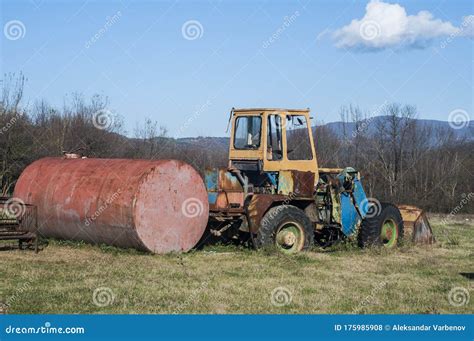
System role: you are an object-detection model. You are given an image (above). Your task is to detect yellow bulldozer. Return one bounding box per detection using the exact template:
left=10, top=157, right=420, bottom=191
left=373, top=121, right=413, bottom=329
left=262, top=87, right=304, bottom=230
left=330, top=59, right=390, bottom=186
left=205, top=108, right=434, bottom=252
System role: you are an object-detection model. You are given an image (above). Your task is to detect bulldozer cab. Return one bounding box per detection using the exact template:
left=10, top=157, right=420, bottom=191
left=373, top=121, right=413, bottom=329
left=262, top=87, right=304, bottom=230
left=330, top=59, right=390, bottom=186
left=229, top=108, right=319, bottom=180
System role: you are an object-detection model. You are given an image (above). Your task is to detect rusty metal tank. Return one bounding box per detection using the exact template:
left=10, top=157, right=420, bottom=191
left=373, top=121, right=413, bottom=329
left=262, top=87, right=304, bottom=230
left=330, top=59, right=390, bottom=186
left=13, top=157, right=209, bottom=253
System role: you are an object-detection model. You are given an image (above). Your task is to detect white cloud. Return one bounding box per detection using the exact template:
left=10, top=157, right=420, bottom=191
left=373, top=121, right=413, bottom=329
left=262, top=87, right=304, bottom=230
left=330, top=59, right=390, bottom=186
left=332, top=0, right=469, bottom=51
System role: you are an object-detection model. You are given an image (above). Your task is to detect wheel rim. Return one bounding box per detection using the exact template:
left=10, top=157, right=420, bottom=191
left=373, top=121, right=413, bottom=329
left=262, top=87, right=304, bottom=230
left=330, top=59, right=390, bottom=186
left=381, top=219, right=398, bottom=248
left=275, top=222, right=305, bottom=253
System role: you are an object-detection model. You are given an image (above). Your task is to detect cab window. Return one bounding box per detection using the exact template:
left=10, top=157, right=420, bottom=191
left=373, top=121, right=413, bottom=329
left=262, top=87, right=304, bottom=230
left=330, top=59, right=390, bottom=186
left=267, top=114, right=283, bottom=160
left=286, top=115, right=313, bottom=160
left=233, top=116, right=261, bottom=150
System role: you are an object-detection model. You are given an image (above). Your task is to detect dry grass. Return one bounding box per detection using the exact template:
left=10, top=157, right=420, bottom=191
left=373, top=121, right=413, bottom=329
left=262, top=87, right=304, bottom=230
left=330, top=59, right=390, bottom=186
left=1, top=216, right=473, bottom=314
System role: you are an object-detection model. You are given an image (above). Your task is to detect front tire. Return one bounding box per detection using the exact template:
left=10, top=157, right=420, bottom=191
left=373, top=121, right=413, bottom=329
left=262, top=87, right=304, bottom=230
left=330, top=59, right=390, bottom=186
left=358, top=203, right=404, bottom=248
left=256, top=205, right=314, bottom=253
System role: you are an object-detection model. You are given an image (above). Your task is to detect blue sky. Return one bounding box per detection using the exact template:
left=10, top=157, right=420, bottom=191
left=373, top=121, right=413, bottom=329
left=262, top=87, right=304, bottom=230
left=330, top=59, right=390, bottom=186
left=1, top=0, right=472, bottom=137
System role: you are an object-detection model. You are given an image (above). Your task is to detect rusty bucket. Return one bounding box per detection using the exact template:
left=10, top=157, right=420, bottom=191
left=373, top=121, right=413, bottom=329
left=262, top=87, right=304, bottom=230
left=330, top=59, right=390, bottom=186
left=398, top=205, right=435, bottom=244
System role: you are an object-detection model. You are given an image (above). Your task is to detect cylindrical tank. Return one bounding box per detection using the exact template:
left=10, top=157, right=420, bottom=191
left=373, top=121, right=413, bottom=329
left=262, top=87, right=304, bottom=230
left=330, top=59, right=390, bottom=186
left=13, top=157, right=209, bottom=253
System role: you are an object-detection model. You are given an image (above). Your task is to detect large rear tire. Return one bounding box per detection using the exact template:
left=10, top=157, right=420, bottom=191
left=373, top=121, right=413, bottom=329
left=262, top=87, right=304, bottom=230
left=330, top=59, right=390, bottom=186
left=256, top=205, right=314, bottom=253
left=358, top=203, right=404, bottom=248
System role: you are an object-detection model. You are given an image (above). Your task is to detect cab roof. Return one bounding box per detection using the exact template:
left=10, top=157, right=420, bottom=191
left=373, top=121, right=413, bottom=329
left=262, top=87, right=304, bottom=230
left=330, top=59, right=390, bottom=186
left=232, top=108, right=310, bottom=113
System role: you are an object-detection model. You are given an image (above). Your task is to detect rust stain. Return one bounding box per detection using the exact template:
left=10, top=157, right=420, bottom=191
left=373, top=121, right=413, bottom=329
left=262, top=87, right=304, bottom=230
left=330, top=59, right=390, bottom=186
left=291, top=170, right=315, bottom=197
left=208, top=169, right=245, bottom=213
left=247, top=194, right=286, bottom=233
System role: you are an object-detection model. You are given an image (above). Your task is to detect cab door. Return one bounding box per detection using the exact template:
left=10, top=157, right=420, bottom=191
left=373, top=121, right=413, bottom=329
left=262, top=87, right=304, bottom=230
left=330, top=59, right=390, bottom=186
left=263, top=112, right=318, bottom=174
left=263, top=112, right=285, bottom=172
left=283, top=114, right=318, bottom=173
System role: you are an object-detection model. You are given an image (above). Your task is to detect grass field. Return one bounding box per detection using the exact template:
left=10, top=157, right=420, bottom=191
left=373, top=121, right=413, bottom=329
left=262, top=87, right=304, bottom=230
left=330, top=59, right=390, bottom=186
left=1, top=216, right=472, bottom=314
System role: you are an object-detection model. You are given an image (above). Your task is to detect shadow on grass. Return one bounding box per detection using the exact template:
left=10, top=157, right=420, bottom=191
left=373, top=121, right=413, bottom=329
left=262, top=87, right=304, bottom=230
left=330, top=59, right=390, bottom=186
left=47, top=238, right=149, bottom=256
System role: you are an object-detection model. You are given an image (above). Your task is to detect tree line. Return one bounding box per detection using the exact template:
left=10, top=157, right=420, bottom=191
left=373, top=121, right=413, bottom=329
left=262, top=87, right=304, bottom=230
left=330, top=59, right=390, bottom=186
left=315, top=104, right=473, bottom=214
left=1, top=74, right=472, bottom=213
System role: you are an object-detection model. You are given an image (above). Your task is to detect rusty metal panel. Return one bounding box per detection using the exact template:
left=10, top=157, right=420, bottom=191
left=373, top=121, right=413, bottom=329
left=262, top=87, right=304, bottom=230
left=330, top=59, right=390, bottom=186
left=13, top=157, right=209, bottom=253
left=276, top=171, right=314, bottom=197
left=218, top=169, right=242, bottom=192
left=291, top=171, right=315, bottom=197
left=206, top=168, right=244, bottom=212
left=215, top=192, right=244, bottom=209
left=247, top=194, right=286, bottom=233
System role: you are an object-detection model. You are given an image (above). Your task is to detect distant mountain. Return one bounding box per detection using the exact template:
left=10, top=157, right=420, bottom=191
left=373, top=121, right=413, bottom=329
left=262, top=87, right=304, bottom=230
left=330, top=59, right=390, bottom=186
left=323, top=116, right=473, bottom=142
left=173, top=116, right=473, bottom=149
left=176, top=136, right=229, bottom=151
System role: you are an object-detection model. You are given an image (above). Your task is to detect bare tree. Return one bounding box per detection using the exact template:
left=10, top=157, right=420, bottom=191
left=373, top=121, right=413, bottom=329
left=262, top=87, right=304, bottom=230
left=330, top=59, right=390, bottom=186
left=0, top=80, right=471, bottom=214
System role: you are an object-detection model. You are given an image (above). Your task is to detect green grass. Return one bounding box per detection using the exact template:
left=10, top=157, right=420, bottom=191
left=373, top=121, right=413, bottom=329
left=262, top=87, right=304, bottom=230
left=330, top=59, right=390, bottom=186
left=0, top=216, right=472, bottom=314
